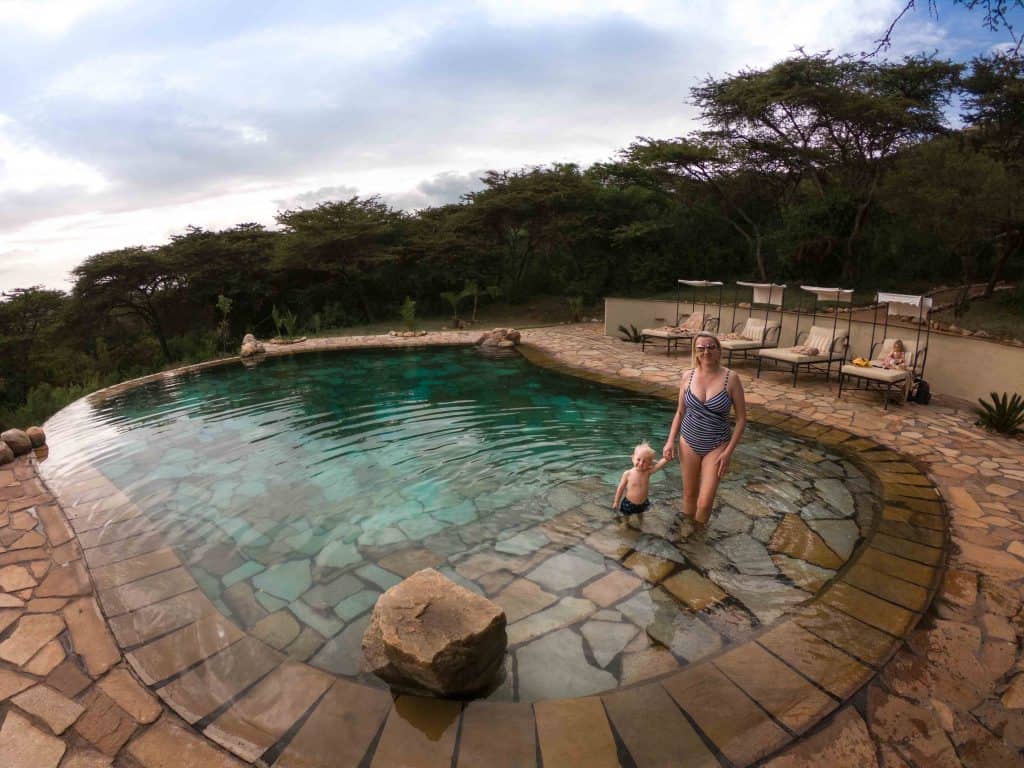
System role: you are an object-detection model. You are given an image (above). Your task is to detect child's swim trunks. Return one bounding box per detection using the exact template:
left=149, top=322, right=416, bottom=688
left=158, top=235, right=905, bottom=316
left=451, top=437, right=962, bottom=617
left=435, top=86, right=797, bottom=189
left=619, top=498, right=650, bottom=516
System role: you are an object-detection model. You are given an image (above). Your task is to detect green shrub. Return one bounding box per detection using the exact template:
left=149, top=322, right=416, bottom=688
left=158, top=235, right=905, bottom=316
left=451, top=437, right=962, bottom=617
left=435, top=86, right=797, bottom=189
left=618, top=324, right=642, bottom=343
left=0, top=378, right=102, bottom=432
left=271, top=305, right=298, bottom=338
left=568, top=296, right=584, bottom=322
left=975, top=392, right=1024, bottom=435
left=400, top=297, right=417, bottom=330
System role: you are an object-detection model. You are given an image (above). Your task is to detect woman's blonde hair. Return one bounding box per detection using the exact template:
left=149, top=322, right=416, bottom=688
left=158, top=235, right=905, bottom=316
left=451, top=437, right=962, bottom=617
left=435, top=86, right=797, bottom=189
left=691, top=331, right=721, bottom=370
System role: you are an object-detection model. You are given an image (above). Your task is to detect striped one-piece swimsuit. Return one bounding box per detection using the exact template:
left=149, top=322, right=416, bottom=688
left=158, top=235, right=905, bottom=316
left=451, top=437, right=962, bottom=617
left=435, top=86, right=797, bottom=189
left=680, top=369, right=733, bottom=457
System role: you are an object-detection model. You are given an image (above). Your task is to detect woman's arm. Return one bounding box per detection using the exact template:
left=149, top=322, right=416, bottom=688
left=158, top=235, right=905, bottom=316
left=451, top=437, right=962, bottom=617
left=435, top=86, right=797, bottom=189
left=715, top=372, right=747, bottom=478
left=664, top=371, right=690, bottom=460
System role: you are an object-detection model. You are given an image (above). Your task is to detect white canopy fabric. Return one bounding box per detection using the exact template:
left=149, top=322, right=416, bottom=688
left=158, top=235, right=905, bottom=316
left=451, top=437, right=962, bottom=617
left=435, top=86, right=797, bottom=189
left=736, top=282, right=786, bottom=305
left=876, top=292, right=933, bottom=318
left=678, top=279, right=724, bottom=287
left=800, top=285, right=854, bottom=303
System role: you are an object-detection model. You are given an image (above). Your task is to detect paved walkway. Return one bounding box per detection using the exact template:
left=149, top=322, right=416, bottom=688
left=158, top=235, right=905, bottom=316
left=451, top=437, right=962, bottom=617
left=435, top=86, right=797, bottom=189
left=0, top=324, right=1021, bottom=767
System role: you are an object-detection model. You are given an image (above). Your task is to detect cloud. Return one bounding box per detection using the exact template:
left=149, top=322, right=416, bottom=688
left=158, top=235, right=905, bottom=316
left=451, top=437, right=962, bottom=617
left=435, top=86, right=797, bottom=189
left=0, top=0, right=997, bottom=290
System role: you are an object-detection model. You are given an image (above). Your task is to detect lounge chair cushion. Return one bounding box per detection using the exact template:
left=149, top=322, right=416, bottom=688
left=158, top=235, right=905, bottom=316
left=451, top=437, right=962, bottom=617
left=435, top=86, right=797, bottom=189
left=805, top=326, right=839, bottom=354
left=840, top=363, right=909, bottom=383
left=739, top=318, right=780, bottom=341
left=758, top=347, right=830, bottom=364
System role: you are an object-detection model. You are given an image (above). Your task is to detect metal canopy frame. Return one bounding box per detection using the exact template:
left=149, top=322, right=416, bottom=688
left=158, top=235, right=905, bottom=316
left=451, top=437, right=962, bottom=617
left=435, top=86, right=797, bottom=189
left=838, top=292, right=934, bottom=408
left=675, top=279, right=725, bottom=332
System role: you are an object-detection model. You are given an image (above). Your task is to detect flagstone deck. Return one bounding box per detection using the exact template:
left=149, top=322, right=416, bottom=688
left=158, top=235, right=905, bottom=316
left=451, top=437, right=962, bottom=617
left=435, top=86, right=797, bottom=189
left=0, top=324, right=1022, bottom=767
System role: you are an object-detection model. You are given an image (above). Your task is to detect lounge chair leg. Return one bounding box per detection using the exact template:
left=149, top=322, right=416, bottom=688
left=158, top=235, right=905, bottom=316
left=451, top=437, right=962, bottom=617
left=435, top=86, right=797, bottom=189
left=792, top=366, right=798, bottom=387
left=756, top=357, right=763, bottom=378
left=838, top=373, right=844, bottom=399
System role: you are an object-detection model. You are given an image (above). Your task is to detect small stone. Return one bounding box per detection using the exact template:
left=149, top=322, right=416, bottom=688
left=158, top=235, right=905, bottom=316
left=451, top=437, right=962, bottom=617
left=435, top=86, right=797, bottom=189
left=362, top=568, right=507, bottom=696
left=0, top=710, right=66, bottom=768
left=73, top=689, right=138, bottom=756
left=493, top=579, right=557, bottom=623
left=250, top=610, right=302, bottom=650
left=62, top=598, right=119, bottom=678
left=0, top=668, right=35, bottom=700
left=11, top=684, right=86, bottom=734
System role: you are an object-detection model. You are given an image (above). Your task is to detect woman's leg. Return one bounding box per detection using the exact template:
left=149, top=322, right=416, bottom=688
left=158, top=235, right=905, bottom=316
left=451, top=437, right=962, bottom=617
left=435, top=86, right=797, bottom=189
left=679, top=438, right=702, bottom=518
left=693, top=443, right=728, bottom=523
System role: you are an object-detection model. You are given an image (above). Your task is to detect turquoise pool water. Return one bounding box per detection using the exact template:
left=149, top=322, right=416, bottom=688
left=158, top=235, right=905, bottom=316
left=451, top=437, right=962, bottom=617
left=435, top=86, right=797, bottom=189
left=42, top=346, right=876, bottom=700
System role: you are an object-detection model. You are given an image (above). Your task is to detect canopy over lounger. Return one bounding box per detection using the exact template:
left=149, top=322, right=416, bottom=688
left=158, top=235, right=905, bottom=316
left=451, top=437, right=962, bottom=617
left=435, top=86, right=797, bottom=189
left=640, top=279, right=723, bottom=355
left=720, top=282, right=786, bottom=365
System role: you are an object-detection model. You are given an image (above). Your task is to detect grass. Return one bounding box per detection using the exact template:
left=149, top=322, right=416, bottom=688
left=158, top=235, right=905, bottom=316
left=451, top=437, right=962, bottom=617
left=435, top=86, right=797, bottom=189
left=933, top=292, right=1024, bottom=341
left=302, top=296, right=601, bottom=338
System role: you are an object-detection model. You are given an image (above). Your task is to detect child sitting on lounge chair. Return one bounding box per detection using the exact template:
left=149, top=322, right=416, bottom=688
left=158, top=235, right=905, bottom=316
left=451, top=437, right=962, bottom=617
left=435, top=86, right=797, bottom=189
left=882, top=339, right=906, bottom=370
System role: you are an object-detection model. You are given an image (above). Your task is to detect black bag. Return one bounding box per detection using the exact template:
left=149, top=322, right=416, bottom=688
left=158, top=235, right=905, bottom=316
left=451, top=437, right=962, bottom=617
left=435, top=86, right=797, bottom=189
left=911, top=378, right=931, bottom=405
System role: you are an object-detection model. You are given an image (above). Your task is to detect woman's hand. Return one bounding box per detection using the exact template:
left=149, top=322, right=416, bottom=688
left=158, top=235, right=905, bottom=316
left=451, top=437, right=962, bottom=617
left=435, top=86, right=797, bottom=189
left=663, top=441, right=676, bottom=461
left=715, top=449, right=733, bottom=478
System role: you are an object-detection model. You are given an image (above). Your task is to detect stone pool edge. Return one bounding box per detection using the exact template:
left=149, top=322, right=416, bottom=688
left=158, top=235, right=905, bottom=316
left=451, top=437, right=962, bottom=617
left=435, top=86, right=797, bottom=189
left=21, top=333, right=951, bottom=767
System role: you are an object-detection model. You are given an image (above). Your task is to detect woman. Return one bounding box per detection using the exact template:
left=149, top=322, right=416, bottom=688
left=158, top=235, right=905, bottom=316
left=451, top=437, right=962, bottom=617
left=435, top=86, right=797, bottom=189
left=663, top=332, right=747, bottom=524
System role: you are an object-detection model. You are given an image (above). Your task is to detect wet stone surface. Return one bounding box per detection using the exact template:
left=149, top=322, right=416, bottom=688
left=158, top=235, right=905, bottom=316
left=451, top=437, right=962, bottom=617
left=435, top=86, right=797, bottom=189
left=39, top=352, right=872, bottom=701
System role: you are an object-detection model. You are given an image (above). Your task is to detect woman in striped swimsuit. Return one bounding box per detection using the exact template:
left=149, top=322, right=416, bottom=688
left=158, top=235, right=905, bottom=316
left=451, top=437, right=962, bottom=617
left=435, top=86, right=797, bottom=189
left=663, top=332, right=747, bottom=524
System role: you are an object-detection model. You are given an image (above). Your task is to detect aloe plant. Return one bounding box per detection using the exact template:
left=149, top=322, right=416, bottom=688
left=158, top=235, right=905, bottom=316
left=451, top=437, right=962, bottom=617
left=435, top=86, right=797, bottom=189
left=975, top=392, right=1024, bottom=435
left=618, top=324, right=642, bottom=343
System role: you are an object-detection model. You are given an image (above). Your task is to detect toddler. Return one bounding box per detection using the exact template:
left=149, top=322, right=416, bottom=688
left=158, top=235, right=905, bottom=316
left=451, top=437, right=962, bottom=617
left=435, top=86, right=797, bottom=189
left=883, top=339, right=907, bottom=369
left=613, top=442, right=669, bottom=520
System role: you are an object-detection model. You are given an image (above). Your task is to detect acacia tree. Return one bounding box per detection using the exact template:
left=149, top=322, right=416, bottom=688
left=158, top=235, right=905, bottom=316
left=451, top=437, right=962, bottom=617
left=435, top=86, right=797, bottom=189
left=692, top=53, right=962, bottom=282
left=962, top=52, right=1024, bottom=295
left=620, top=135, right=781, bottom=281
left=273, top=196, right=408, bottom=322
left=71, top=247, right=184, bottom=363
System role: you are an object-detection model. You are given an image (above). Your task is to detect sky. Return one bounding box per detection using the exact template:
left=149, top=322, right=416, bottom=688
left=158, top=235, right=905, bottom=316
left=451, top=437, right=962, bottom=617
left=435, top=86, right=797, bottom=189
left=0, top=0, right=1016, bottom=292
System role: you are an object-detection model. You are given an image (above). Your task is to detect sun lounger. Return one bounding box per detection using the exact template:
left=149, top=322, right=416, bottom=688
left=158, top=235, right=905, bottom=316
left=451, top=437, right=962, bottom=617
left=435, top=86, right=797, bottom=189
left=718, top=318, right=782, bottom=365
left=641, top=313, right=719, bottom=355
left=756, top=325, right=850, bottom=386
left=837, top=338, right=927, bottom=410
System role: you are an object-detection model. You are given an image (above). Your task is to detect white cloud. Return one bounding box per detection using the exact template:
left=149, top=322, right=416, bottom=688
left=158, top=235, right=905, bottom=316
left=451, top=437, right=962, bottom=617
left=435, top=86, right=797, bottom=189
left=0, top=115, right=108, bottom=195
left=0, top=0, right=125, bottom=38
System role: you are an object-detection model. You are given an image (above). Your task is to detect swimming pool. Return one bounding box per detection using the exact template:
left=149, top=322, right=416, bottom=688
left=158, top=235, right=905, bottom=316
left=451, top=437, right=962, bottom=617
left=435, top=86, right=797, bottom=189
left=41, top=346, right=877, bottom=700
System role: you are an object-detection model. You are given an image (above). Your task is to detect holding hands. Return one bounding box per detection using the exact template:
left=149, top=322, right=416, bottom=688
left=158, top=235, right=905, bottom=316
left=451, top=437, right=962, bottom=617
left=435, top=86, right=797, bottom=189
left=662, top=441, right=676, bottom=461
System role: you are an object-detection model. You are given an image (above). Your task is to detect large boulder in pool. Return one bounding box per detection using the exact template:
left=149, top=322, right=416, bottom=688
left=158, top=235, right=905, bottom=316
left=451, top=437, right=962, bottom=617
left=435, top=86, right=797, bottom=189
left=476, top=327, right=521, bottom=348
left=362, top=568, right=507, bottom=697
left=26, top=426, right=46, bottom=448
left=1, top=428, right=32, bottom=456
left=240, top=333, right=265, bottom=358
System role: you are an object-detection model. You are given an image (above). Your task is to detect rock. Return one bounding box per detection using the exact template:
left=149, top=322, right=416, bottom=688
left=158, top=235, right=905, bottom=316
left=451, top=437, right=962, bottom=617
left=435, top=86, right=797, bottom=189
left=1, top=429, right=32, bottom=456
left=25, top=426, right=46, bottom=448
left=362, top=568, right=507, bottom=696
left=476, top=328, right=521, bottom=348
left=0, top=442, right=13, bottom=465
left=239, top=334, right=265, bottom=358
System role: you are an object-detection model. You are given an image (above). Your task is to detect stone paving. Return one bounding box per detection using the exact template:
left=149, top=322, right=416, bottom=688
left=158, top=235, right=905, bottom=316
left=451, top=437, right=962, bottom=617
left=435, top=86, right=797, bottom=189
left=0, top=324, right=1021, bottom=766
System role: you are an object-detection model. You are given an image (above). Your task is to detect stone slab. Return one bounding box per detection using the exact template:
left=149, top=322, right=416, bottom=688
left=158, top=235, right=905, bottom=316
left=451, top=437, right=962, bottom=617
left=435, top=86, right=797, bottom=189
left=370, top=695, right=462, bottom=768
left=108, top=589, right=218, bottom=648
left=127, top=717, right=246, bottom=768
left=205, top=660, right=334, bottom=762
left=89, top=548, right=180, bottom=591
left=758, top=622, right=872, bottom=698
left=11, top=684, right=85, bottom=735
left=534, top=696, right=619, bottom=768
left=603, top=683, right=720, bottom=768
left=275, top=679, right=392, bottom=768
left=62, top=598, right=120, bottom=678
left=158, top=636, right=284, bottom=724
left=714, top=642, right=837, bottom=734
left=662, top=663, right=789, bottom=766
left=98, top=567, right=197, bottom=617
left=0, top=710, right=66, bottom=768
left=128, top=612, right=244, bottom=685
left=0, top=613, right=64, bottom=665
left=96, top=668, right=162, bottom=724
left=457, top=701, right=537, bottom=768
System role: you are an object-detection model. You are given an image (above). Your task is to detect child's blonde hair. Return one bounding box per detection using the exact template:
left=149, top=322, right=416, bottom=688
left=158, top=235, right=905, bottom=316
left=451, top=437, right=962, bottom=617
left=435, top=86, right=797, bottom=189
left=633, top=441, right=656, bottom=461
left=892, top=339, right=905, bottom=352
